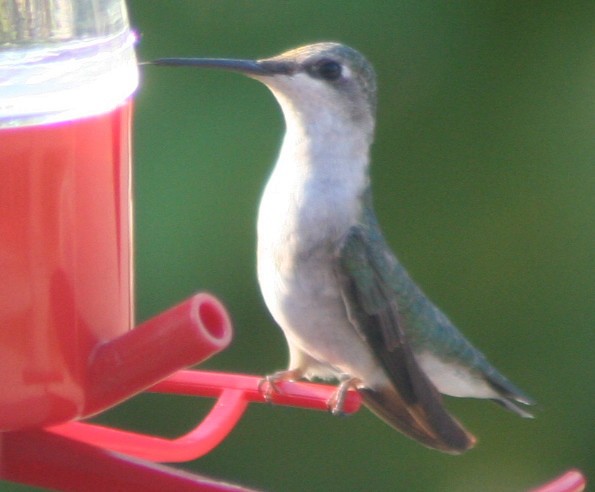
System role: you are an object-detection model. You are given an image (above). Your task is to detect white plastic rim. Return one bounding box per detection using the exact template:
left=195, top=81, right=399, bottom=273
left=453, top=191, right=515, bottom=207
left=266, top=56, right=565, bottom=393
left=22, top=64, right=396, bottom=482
left=0, top=28, right=138, bottom=128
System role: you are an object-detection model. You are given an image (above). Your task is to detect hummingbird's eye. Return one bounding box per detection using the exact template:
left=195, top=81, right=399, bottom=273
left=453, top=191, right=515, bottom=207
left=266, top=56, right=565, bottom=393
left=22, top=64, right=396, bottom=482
left=309, top=59, right=343, bottom=81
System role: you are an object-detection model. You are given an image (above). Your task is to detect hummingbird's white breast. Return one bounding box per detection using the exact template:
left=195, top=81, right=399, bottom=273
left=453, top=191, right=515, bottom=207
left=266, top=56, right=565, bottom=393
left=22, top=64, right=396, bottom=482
left=256, top=92, right=384, bottom=384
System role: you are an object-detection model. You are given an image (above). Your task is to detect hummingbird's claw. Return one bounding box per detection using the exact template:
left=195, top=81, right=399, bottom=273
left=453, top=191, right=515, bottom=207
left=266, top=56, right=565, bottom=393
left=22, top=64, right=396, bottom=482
left=258, top=369, right=303, bottom=403
left=328, top=376, right=361, bottom=416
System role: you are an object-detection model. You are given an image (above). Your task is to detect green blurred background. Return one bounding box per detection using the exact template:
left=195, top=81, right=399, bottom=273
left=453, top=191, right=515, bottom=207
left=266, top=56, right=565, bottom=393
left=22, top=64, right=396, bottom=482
left=11, top=1, right=595, bottom=491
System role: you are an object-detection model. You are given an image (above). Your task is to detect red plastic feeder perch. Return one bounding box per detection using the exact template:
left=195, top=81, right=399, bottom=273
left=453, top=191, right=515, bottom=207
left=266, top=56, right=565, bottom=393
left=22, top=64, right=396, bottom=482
left=530, top=470, right=587, bottom=492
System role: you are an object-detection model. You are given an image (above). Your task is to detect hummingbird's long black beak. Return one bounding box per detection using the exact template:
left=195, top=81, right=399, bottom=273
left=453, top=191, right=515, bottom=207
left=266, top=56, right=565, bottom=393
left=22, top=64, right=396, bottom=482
left=147, top=57, right=295, bottom=77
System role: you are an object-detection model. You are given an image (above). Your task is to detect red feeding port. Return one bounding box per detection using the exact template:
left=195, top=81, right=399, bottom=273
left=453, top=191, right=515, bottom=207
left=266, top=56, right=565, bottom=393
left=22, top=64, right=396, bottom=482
left=82, top=293, right=234, bottom=418
left=198, top=297, right=229, bottom=341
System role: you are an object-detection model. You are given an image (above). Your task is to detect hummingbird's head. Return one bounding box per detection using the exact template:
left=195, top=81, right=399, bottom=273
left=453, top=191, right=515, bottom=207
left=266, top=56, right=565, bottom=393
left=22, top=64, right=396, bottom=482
left=151, top=43, right=377, bottom=135
left=254, top=43, right=377, bottom=126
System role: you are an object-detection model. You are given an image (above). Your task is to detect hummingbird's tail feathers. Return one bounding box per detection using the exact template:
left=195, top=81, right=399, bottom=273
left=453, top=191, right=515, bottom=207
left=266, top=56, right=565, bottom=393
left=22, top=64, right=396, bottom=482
left=484, top=372, right=537, bottom=418
left=490, top=397, right=535, bottom=418
left=360, top=385, right=476, bottom=454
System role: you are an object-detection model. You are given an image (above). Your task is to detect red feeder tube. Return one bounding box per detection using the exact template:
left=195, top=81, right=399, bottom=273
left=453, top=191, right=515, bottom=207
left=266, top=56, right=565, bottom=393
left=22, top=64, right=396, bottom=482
left=83, top=293, right=232, bottom=417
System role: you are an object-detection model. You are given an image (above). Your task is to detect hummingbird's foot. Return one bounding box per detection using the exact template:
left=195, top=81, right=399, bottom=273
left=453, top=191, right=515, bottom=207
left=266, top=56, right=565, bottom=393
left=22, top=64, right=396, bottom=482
left=328, top=376, right=361, bottom=416
left=258, top=369, right=303, bottom=403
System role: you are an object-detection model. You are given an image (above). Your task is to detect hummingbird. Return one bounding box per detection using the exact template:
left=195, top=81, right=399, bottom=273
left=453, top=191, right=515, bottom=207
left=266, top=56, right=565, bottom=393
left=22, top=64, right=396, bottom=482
left=152, top=42, right=535, bottom=453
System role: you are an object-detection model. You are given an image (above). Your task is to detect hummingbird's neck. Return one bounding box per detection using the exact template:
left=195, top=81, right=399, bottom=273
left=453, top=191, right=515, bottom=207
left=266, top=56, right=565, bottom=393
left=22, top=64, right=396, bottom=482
left=275, top=96, right=375, bottom=194
left=258, top=87, right=376, bottom=257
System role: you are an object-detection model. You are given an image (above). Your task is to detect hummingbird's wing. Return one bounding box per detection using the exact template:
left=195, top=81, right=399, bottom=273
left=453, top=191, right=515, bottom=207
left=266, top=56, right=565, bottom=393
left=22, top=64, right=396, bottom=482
left=335, top=224, right=475, bottom=453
